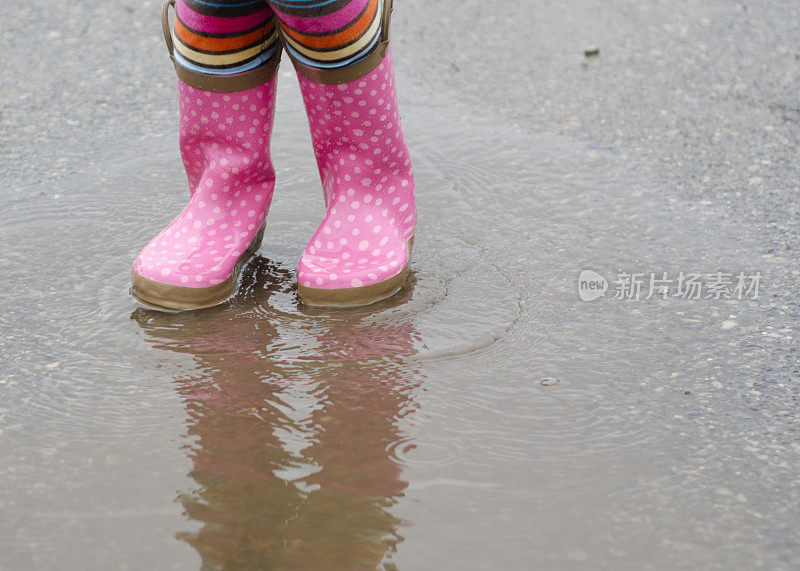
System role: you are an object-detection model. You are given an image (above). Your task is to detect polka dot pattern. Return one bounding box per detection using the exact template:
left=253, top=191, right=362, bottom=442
left=133, top=78, right=278, bottom=288
left=296, top=47, right=416, bottom=290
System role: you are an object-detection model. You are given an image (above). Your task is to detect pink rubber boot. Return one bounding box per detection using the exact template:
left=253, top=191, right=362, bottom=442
left=290, top=0, right=416, bottom=307
left=131, top=3, right=281, bottom=310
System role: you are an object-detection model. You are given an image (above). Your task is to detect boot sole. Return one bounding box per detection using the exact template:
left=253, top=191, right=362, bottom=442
left=130, top=225, right=265, bottom=311
left=297, top=236, right=414, bottom=308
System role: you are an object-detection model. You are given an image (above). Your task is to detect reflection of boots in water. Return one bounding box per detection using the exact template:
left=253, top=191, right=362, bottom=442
left=131, top=262, right=421, bottom=568
left=131, top=0, right=281, bottom=310
left=283, top=319, right=419, bottom=567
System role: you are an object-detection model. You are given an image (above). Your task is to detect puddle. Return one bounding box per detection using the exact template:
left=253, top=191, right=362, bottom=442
left=0, top=70, right=794, bottom=569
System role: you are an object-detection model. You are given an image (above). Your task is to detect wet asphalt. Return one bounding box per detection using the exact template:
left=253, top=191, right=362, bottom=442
left=3, top=0, right=798, bottom=274
left=1, top=0, right=799, bottom=568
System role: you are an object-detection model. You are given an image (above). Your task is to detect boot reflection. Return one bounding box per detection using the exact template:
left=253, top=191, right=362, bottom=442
left=131, top=256, right=420, bottom=568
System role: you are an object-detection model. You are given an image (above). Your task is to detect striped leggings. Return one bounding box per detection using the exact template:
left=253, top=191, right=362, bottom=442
left=172, top=0, right=384, bottom=76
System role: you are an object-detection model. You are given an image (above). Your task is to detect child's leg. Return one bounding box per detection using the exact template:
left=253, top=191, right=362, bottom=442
left=131, top=0, right=281, bottom=310
left=269, top=0, right=416, bottom=307
left=172, top=0, right=279, bottom=80
left=268, top=0, right=382, bottom=70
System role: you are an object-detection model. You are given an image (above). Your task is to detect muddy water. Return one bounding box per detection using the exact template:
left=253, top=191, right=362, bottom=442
left=0, top=70, right=797, bottom=569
